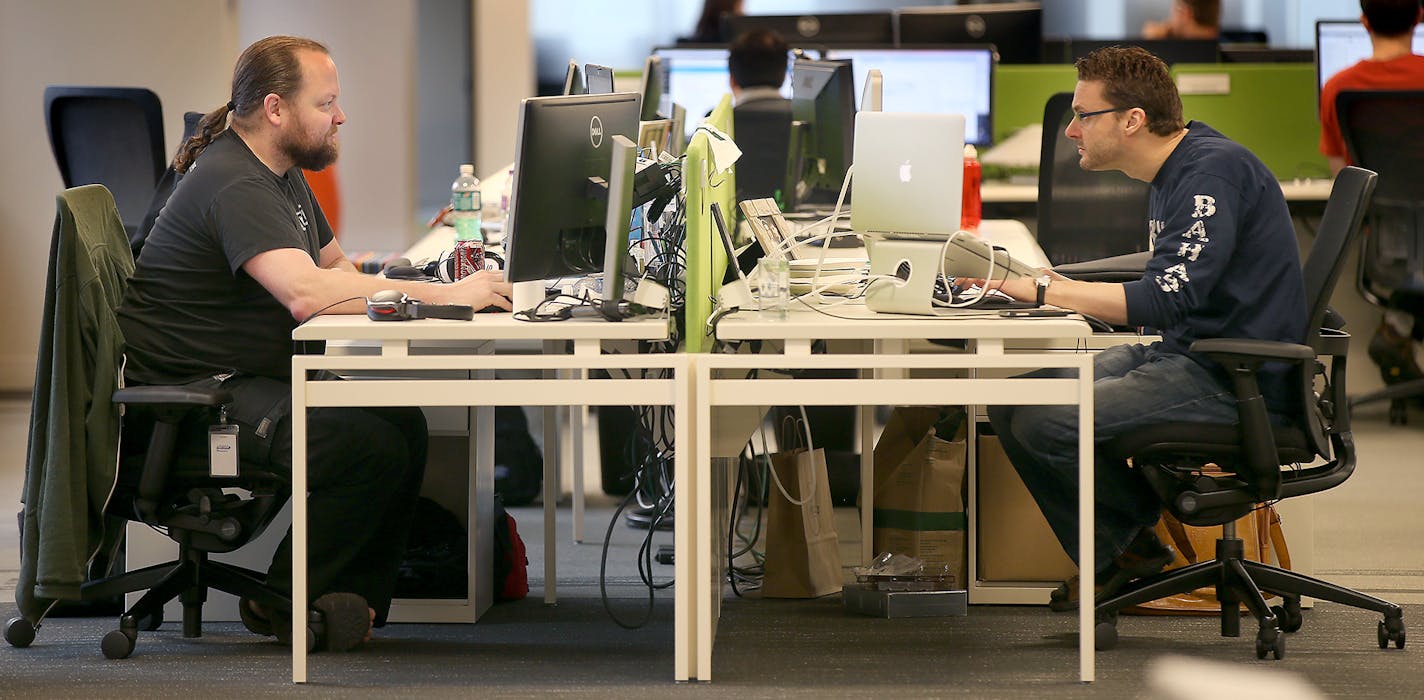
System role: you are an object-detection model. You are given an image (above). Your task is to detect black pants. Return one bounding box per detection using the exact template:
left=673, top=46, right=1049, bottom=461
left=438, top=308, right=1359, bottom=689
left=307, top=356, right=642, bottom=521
left=222, top=374, right=427, bottom=626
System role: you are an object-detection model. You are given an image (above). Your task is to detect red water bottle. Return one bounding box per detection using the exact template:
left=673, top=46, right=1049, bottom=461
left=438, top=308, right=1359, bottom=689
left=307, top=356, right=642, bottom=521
left=960, top=144, right=982, bottom=233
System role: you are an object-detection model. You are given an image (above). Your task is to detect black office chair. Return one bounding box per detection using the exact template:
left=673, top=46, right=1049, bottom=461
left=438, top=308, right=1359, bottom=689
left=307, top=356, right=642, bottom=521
left=1336, top=90, right=1424, bottom=425
left=733, top=101, right=795, bottom=206
left=1091, top=167, right=1406, bottom=659
left=132, top=110, right=204, bottom=259
left=6, top=185, right=309, bottom=659
left=43, top=87, right=167, bottom=249
left=1036, top=92, right=1151, bottom=266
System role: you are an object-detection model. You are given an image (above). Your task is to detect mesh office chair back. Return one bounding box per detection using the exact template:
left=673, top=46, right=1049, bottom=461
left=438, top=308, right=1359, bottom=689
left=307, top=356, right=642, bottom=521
left=1036, top=92, right=1151, bottom=265
left=1336, top=90, right=1424, bottom=308
left=733, top=101, right=794, bottom=205
left=44, top=86, right=166, bottom=241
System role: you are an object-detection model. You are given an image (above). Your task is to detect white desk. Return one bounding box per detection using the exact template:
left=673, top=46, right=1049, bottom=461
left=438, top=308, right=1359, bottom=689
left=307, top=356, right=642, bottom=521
left=694, top=305, right=1096, bottom=682
left=288, top=313, right=682, bottom=683
left=982, top=177, right=1332, bottom=203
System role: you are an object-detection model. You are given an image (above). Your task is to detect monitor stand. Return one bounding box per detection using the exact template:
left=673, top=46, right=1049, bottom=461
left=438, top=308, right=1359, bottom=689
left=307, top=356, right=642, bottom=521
left=865, top=238, right=950, bottom=315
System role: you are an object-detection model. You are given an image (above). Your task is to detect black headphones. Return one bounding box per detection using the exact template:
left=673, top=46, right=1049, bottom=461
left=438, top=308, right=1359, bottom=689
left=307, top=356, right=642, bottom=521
left=383, top=253, right=506, bottom=283
left=366, top=290, right=474, bottom=321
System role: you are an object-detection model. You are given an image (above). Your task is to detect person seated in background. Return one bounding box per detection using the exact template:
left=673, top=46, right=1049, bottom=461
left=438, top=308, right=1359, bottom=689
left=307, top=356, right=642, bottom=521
left=728, top=29, right=790, bottom=107
left=1318, top=0, right=1424, bottom=394
left=983, top=46, right=1305, bottom=612
left=1143, top=0, right=1221, bottom=39
left=689, top=0, right=744, bottom=44
left=117, top=35, right=510, bottom=650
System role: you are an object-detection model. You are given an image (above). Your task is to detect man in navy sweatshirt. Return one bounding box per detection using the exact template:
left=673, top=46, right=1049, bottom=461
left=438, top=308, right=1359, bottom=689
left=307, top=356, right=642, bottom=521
left=986, top=46, right=1306, bottom=611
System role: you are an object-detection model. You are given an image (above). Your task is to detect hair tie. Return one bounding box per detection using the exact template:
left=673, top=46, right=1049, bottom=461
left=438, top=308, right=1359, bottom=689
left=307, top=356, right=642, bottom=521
left=226, top=100, right=236, bottom=111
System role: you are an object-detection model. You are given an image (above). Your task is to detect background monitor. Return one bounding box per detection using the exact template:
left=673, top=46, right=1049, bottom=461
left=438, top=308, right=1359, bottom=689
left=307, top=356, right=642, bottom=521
left=505, top=92, right=640, bottom=284
left=585, top=63, right=614, bottom=94
left=896, top=2, right=1042, bottom=64
left=725, top=12, right=894, bottom=45
left=1316, top=20, right=1424, bottom=104
left=639, top=55, right=667, bottom=120
left=653, top=46, right=793, bottom=139
left=791, top=58, right=856, bottom=198
left=562, top=59, right=586, bottom=95
left=823, top=46, right=995, bottom=147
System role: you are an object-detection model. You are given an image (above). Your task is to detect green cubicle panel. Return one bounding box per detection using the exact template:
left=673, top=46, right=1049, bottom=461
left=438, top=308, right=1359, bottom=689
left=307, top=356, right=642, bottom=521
left=682, top=94, right=736, bottom=353
left=993, top=64, right=1078, bottom=145
left=1171, top=63, right=1329, bottom=181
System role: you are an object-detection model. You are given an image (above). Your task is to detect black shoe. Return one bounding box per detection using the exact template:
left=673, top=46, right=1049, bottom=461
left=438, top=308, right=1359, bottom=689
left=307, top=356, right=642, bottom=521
left=1048, top=529, right=1175, bottom=613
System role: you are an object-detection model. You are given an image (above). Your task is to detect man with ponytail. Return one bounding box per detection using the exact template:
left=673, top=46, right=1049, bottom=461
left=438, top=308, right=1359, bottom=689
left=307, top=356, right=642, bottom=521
left=118, top=36, right=507, bottom=650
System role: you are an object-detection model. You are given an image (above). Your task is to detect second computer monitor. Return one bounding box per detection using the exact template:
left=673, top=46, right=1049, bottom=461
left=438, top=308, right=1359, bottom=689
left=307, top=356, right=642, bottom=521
left=1316, top=20, right=1424, bottom=108
left=896, top=2, right=1042, bottom=64
left=791, top=58, right=856, bottom=197
left=505, top=92, right=640, bottom=284
left=823, top=47, right=995, bottom=147
left=653, top=46, right=793, bottom=139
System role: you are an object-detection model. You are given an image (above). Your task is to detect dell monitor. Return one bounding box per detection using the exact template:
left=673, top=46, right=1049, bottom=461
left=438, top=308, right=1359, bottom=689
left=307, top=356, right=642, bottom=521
left=791, top=58, right=856, bottom=201
left=585, top=63, right=614, bottom=94
left=725, top=12, right=894, bottom=45
left=505, top=92, right=640, bottom=297
left=1316, top=20, right=1424, bottom=110
left=824, top=46, right=995, bottom=147
left=896, top=3, right=1042, bottom=64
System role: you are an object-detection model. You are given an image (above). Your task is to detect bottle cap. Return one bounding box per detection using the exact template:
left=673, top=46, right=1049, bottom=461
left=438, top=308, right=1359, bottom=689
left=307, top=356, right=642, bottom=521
left=963, top=144, right=977, bottom=159
left=459, top=164, right=474, bottom=175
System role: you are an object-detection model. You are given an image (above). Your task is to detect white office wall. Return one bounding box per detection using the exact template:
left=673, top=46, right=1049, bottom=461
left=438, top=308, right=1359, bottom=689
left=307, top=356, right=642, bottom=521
left=474, top=0, right=536, bottom=177
left=237, top=0, right=420, bottom=254
left=0, top=0, right=238, bottom=392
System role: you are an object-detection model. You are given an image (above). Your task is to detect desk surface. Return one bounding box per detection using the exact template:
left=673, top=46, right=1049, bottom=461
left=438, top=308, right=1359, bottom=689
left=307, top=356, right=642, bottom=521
left=717, top=303, right=1091, bottom=342
left=294, top=313, right=671, bottom=343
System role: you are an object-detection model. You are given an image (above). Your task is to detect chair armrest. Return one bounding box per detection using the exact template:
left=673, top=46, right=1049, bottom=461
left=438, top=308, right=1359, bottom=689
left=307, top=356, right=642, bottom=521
left=113, top=385, right=231, bottom=407
left=1190, top=338, right=1315, bottom=365
left=1051, top=250, right=1150, bottom=282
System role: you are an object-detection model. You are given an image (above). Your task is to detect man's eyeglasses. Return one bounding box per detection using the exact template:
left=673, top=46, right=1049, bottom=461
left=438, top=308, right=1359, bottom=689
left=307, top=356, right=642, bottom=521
left=1073, top=106, right=1130, bottom=123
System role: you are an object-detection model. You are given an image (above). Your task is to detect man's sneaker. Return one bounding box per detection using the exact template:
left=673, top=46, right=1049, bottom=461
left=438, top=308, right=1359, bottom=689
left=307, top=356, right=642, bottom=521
left=1048, top=528, right=1176, bottom=613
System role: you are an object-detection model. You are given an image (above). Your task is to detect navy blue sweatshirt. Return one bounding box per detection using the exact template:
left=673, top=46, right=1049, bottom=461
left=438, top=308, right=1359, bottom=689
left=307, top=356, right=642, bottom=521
left=1122, top=122, right=1305, bottom=414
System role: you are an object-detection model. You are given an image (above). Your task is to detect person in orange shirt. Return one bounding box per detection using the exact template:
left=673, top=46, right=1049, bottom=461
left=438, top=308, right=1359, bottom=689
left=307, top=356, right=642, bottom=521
left=1319, top=0, right=1424, bottom=401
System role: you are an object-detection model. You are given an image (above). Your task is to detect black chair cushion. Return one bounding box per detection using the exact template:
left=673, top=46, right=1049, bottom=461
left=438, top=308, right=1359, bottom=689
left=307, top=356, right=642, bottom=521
left=1110, top=421, right=1314, bottom=466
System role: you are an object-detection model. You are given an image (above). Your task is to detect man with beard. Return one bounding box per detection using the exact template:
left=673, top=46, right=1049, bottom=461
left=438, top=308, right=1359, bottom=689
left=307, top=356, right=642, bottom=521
left=982, top=46, right=1305, bottom=612
left=117, top=36, right=510, bottom=650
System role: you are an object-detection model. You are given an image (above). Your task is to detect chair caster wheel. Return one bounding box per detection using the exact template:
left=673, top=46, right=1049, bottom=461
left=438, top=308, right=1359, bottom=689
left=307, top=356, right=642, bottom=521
left=5, top=617, right=36, bottom=648
left=1256, top=627, right=1284, bottom=660
left=101, top=629, right=136, bottom=659
left=1094, top=621, right=1118, bottom=651
left=1271, top=599, right=1303, bottom=633
left=1379, top=619, right=1406, bottom=649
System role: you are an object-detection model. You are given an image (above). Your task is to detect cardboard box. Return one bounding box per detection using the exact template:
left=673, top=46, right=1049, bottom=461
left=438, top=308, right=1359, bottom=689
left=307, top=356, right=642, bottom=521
left=844, top=584, right=968, bottom=617
left=976, top=434, right=1078, bottom=582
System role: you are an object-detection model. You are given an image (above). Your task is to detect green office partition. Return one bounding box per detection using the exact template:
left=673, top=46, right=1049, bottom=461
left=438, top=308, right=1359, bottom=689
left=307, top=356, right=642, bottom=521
left=1172, top=63, right=1329, bottom=180
left=992, top=64, right=1078, bottom=145
left=682, top=94, right=736, bottom=353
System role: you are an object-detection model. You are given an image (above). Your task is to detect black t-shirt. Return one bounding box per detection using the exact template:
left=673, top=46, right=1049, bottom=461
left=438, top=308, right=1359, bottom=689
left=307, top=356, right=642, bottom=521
left=117, top=130, right=334, bottom=384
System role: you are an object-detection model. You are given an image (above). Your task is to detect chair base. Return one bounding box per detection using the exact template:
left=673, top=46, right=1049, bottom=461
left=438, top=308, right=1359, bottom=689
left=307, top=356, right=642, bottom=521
left=1091, top=536, right=1406, bottom=659
left=1352, top=377, right=1424, bottom=425
left=6, top=545, right=292, bottom=659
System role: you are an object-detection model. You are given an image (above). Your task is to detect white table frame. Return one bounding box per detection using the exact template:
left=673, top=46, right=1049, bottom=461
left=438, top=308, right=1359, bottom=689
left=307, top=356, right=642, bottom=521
left=288, top=315, right=682, bottom=683
left=690, top=309, right=1097, bottom=683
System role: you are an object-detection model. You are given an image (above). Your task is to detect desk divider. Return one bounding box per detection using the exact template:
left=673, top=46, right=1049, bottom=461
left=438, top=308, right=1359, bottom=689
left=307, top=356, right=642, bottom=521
left=682, top=94, right=736, bottom=353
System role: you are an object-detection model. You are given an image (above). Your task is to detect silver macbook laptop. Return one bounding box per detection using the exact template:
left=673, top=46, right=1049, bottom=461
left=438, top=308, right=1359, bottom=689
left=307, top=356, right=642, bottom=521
left=850, top=111, right=964, bottom=239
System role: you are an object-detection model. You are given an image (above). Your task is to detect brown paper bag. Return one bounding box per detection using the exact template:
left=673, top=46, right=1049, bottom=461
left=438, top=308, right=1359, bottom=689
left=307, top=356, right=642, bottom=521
left=871, top=407, right=968, bottom=590
left=762, top=446, right=844, bottom=598
left=1128, top=506, right=1291, bottom=615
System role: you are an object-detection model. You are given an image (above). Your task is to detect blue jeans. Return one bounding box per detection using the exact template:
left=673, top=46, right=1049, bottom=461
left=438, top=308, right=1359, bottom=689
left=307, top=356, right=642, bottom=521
left=986, top=342, right=1238, bottom=574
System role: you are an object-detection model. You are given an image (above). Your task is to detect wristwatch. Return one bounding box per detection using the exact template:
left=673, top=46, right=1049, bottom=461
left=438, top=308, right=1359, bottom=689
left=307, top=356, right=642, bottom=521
left=1035, top=272, right=1052, bottom=307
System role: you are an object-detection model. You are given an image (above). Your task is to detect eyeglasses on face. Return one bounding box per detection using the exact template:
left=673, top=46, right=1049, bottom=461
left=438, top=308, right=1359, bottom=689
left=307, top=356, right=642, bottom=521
left=1073, top=106, right=1130, bottom=123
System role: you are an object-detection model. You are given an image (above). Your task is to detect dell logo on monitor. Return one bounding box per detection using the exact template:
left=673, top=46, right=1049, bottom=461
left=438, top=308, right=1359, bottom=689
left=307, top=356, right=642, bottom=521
left=589, top=116, right=604, bottom=148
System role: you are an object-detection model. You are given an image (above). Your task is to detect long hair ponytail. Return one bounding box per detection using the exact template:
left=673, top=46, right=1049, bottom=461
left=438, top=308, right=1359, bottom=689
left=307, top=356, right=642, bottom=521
left=171, top=35, right=329, bottom=174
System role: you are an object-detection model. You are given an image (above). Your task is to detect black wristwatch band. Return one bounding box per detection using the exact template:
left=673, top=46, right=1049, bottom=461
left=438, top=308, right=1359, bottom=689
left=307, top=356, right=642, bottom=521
left=1035, top=273, right=1050, bottom=307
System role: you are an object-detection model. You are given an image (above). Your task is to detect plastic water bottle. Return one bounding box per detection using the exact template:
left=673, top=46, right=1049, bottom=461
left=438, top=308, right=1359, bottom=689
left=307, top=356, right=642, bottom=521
left=451, top=164, right=483, bottom=278
left=960, top=144, right=982, bottom=234
left=499, top=166, right=515, bottom=233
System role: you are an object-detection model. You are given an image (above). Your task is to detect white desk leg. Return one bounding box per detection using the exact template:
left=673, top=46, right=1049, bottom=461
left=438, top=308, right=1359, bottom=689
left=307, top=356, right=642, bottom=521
left=675, top=356, right=698, bottom=682
left=572, top=338, right=597, bottom=543
left=542, top=341, right=560, bottom=605
left=290, top=364, right=308, bottom=683
left=1077, top=355, right=1095, bottom=683
left=865, top=339, right=909, bottom=564
left=473, top=363, right=496, bottom=617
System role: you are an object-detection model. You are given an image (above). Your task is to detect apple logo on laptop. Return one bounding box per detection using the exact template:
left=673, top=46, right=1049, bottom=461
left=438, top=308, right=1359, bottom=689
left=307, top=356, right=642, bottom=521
left=898, top=160, right=913, bottom=183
